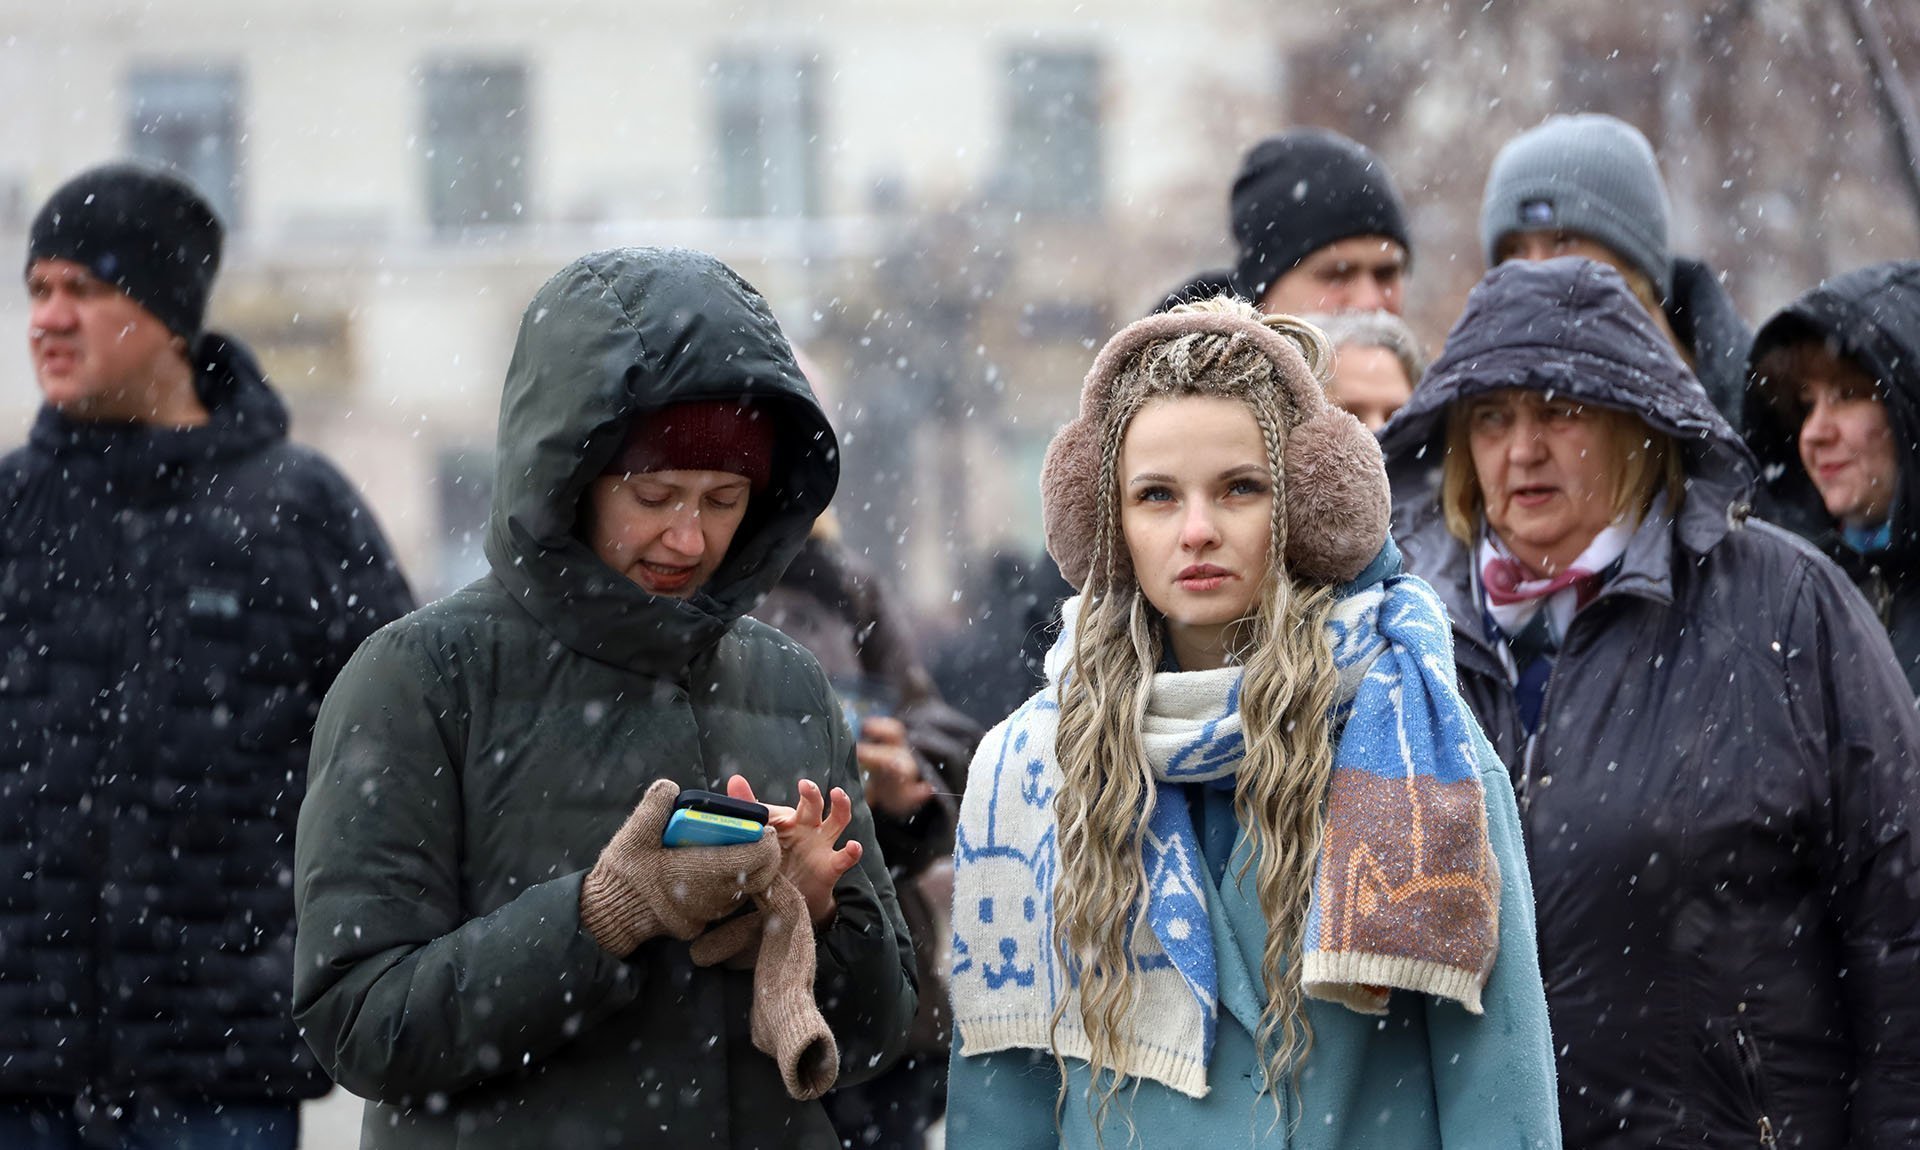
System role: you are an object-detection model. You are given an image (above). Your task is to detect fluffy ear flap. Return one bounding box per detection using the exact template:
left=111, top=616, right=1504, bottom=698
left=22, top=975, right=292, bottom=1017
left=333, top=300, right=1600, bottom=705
left=1040, top=415, right=1111, bottom=592
left=1283, top=408, right=1392, bottom=585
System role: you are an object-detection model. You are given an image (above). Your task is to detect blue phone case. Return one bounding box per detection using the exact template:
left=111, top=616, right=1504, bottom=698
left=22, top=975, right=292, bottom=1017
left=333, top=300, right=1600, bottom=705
left=661, top=807, right=768, bottom=847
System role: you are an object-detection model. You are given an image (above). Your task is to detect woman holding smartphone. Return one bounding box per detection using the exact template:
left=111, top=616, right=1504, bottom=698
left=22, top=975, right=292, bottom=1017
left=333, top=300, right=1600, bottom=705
left=946, top=299, right=1558, bottom=1147
left=292, top=248, right=916, bottom=1149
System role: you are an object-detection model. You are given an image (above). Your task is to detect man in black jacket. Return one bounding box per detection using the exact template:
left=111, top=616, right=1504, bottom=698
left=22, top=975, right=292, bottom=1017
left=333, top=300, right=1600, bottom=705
left=1, top=162, right=412, bottom=1147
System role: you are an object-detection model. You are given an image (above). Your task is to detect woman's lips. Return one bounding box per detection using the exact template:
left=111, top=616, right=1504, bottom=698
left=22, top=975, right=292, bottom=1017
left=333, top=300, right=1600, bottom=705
left=637, top=561, right=697, bottom=593
left=1510, top=485, right=1558, bottom=508
left=1175, top=565, right=1232, bottom=592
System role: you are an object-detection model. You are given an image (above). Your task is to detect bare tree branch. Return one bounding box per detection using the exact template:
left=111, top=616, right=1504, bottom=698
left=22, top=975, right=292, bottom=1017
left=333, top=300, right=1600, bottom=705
left=1839, top=0, right=1920, bottom=227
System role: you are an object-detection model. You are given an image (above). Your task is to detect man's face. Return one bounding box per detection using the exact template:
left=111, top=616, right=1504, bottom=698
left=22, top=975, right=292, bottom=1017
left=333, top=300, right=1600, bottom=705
left=1258, top=235, right=1408, bottom=317
left=1791, top=350, right=1898, bottom=530
left=1495, top=229, right=1626, bottom=273
left=27, top=258, right=182, bottom=418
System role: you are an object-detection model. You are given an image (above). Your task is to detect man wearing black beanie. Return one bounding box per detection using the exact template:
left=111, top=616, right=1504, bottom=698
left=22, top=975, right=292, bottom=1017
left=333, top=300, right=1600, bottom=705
left=1229, top=128, right=1414, bottom=318
left=1, top=161, right=414, bottom=1147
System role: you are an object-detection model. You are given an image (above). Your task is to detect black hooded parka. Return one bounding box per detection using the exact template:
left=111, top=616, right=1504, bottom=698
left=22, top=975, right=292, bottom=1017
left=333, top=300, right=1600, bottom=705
left=293, top=248, right=918, bottom=1149
left=1381, top=258, right=1920, bottom=1149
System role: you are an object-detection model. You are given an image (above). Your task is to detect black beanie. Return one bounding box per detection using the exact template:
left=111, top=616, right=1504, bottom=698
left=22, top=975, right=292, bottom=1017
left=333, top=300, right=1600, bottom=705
left=26, top=162, right=224, bottom=340
left=1229, top=129, right=1411, bottom=301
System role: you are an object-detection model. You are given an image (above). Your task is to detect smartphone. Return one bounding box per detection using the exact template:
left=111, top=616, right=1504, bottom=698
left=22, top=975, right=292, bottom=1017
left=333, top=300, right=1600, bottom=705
left=661, top=789, right=770, bottom=848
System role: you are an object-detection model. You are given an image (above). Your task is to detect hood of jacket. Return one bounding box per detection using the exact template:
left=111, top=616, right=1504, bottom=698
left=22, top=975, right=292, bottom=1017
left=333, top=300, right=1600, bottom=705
left=1380, top=257, right=1757, bottom=558
left=482, top=247, right=838, bottom=678
left=27, top=331, right=289, bottom=475
left=1665, top=254, right=1753, bottom=434
left=1745, top=259, right=1920, bottom=568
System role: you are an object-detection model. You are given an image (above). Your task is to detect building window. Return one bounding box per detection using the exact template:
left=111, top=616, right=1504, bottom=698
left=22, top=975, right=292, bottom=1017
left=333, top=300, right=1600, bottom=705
left=712, top=52, right=821, bottom=218
left=1003, top=50, right=1103, bottom=218
left=126, top=64, right=244, bottom=227
left=422, top=59, right=530, bottom=234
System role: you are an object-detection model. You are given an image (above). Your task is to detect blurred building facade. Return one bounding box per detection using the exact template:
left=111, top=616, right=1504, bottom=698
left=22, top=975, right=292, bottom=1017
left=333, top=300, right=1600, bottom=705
left=0, top=0, right=1292, bottom=605
left=1, top=0, right=1916, bottom=614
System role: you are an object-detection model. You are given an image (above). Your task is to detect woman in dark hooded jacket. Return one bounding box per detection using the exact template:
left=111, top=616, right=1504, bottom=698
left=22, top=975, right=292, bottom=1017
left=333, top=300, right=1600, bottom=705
left=1381, top=257, right=1920, bottom=1149
left=1746, top=260, right=1920, bottom=693
left=292, top=248, right=917, bottom=1150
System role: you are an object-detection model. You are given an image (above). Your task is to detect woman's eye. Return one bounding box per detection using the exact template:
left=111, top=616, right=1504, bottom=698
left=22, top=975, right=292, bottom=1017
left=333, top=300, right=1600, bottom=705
left=1470, top=408, right=1508, bottom=430
left=1134, top=486, right=1173, bottom=503
left=1227, top=478, right=1268, bottom=497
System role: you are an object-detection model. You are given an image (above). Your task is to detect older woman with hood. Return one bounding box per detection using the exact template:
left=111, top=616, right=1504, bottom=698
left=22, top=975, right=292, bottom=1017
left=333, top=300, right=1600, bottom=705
left=1380, top=256, right=1920, bottom=1149
left=292, top=248, right=917, bottom=1149
left=1746, top=260, right=1920, bottom=693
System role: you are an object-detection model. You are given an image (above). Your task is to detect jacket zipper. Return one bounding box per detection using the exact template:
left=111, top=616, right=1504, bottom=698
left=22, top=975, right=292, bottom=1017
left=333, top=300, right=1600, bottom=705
left=1869, top=565, right=1894, bottom=629
left=1731, top=1024, right=1778, bottom=1148
left=1517, top=634, right=1570, bottom=822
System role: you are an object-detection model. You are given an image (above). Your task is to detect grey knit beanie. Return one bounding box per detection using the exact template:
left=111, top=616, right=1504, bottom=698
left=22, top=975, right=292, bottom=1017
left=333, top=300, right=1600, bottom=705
left=1480, top=114, right=1672, bottom=298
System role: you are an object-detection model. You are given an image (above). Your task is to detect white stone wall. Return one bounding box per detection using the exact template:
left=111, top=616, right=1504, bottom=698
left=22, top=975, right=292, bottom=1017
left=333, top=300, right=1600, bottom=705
left=0, top=0, right=1291, bottom=606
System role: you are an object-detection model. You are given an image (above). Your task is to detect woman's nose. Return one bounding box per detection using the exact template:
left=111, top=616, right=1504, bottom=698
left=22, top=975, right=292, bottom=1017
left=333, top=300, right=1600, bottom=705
left=1801, top=398, right=1837, bottom=443
left=1180, top=505, right=1221, bottom=550
left=662, top=509, right=704, bottom=555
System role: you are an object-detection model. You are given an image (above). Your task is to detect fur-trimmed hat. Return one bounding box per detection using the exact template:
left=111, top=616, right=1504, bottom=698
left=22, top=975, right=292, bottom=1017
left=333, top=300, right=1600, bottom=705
left=1040, top=303, right=1391, bottom=590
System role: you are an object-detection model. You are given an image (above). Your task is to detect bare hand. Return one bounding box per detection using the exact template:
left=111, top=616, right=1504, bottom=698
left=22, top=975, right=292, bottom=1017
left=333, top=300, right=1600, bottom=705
left=855, top=716, right=935, bottom=818
left=726, top=776, right=861, bottom=926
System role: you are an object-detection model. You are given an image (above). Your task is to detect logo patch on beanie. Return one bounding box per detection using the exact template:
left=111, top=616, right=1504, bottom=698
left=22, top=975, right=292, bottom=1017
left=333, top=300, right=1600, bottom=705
left=1519, top=199, right=1555, bottom=227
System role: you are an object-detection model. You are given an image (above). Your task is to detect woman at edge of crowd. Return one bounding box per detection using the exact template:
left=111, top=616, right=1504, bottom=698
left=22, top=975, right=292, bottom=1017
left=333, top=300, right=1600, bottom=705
left=945, top=297, right=1559, bottom=1148
left=291, top=247, right=917, bottom=1149
left=1379, top=255, right=1920, bottom=1149
left=1745, top=260, right=1920, bottom=694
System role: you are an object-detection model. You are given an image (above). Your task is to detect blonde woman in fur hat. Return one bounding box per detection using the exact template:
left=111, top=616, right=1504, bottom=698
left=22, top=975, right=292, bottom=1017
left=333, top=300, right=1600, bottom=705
left=945, top=298, right=1558, bottom=1147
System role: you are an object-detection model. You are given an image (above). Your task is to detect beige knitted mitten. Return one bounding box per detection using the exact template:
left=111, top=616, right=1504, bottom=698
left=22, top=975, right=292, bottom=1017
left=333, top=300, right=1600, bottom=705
left=690, top=875, right=840, bottom=1100
left=579, top=779, right=781, bottom=957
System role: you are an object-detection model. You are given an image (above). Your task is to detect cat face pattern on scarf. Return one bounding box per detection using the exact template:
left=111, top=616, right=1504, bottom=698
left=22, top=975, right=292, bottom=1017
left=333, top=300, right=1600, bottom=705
left=952, top=703, right=1063, bottom=1002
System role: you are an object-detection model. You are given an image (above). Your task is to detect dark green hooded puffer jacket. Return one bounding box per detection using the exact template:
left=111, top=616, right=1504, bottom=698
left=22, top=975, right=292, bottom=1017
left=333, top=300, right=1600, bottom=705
left=292, top=248, right=918, bottom=1149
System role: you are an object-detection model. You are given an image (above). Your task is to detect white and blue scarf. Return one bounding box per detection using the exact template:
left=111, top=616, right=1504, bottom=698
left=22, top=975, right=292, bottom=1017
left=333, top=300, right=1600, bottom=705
left=951, top=576, right=1500, bottom=1097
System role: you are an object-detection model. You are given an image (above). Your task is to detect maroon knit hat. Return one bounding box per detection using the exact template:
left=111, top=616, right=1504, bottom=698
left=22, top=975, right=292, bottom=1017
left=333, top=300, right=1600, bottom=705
left=605, top=400, right=776, bottom=491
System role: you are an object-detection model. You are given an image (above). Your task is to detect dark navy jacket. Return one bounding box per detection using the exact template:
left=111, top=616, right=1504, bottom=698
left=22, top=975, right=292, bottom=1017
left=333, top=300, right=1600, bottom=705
left=1383, top=258, right=1920, bottom=1149
left=0, top=333, right=411, bottom=1104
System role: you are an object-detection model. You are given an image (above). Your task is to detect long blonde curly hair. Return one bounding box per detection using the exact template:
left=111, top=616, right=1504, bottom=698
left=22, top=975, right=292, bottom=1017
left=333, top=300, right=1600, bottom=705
left=1048, top=297, right=1344, bottom=1137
